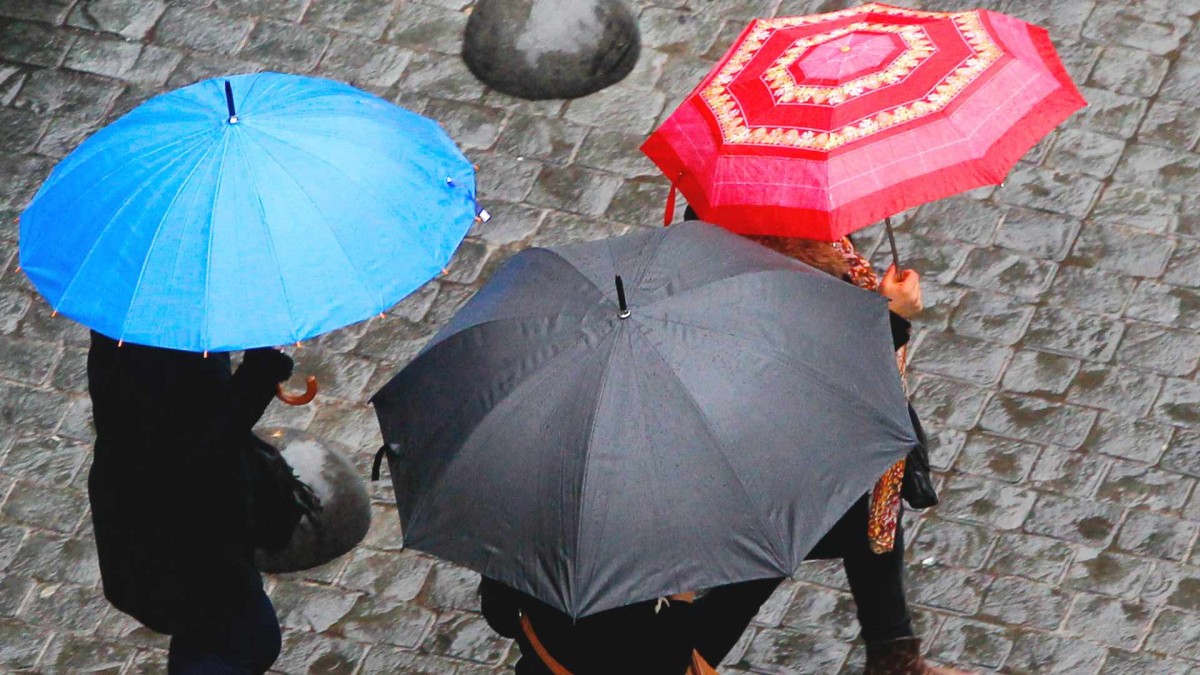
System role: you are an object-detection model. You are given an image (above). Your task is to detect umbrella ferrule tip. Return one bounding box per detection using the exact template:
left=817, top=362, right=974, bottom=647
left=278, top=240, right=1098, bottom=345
left=228, top=115, right=239, bottom=124
left=618, top=309, right=631, bottom=319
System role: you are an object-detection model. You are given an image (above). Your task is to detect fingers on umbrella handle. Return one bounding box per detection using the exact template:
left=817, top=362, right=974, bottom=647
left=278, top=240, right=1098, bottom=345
left=276, top=375, right=318, bottom=406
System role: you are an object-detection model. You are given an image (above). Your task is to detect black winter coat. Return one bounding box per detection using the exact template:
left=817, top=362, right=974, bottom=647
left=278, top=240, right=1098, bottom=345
left=86, top=331, right=292, bottom=635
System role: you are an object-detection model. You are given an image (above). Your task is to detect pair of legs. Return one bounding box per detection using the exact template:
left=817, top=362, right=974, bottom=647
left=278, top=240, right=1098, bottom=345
left=167, top=590, right=282, bottom=675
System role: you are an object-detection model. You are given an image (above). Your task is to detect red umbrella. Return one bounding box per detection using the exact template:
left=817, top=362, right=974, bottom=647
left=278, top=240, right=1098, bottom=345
left=641, top=2, right=1086, bottom=247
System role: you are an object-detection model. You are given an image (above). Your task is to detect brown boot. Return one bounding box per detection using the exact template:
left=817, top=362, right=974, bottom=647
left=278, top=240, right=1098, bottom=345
left=863, top=638, right=977, bottom=675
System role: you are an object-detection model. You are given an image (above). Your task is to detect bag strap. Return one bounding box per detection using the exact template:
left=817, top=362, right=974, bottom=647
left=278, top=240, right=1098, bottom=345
left=520, top=612, right=574, bottom=675
left=690, top=650, right=720, bottom=675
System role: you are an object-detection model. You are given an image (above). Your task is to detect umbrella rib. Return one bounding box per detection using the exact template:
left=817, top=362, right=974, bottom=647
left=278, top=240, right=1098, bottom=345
left=235, top=132, right=302, bottom=343
left=51, top=132, right=221, bottom=318
left=237, top=129, right=386, bottom=317
left=116, top=137, right=230, bottom=344
left=625, top=320, right=789, bottom=570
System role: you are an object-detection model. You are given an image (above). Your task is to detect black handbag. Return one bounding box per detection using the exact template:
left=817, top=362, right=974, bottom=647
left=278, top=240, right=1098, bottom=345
left=247, top=434, right=322, bottom=552
left=901, top=404, right=939, bottom=510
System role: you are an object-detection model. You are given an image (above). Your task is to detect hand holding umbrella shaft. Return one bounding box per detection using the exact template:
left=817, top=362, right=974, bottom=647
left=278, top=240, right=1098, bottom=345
left=880, top=265, right=922, bottom=319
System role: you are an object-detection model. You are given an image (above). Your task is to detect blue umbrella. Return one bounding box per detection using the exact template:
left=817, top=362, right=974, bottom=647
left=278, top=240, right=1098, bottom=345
left=19, top=72, right=478, bottom=352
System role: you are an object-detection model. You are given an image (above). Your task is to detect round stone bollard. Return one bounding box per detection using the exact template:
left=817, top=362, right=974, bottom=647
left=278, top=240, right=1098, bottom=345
left=462, top=0, right=641, bottom=100
left=254, top=427, right=371, bottom=574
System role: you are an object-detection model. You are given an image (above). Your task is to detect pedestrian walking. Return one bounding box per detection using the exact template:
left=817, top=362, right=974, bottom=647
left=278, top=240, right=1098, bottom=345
left=676, top=206, right=969, bottom=675
left=86, top=333, right=318, bottom=673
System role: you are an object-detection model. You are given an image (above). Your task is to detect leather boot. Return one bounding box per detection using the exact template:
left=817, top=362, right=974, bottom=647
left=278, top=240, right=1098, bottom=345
left=863, top=638, right=977, bottom=675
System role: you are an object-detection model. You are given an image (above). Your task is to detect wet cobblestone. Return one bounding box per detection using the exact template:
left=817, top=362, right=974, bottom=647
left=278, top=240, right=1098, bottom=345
left=0, top=0, right=1197, bottom=672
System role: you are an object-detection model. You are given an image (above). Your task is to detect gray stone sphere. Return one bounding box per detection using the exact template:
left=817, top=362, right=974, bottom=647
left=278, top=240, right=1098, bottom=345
left=254, top=428, right=371, bottom=574
left=462, top=0, right=641, bottom=100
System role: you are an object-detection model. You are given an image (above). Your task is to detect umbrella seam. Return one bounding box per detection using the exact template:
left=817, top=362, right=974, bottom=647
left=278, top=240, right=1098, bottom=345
left=51, top=131, right=221, bottom=322
left=624, top=319, right=789, bottom=571
left=115, top=137, right=230, bottom=345
left=201, top=133, right=235, bottom=350
left=237, top=128, right=387, bottom=317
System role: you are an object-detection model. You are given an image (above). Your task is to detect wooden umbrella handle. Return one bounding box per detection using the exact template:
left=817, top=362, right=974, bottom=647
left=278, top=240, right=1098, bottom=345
left=276, top=375, right=318, bottom=405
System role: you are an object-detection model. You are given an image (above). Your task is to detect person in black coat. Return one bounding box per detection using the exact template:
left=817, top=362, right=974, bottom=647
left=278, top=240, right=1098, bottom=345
left=86, top=331, right=298, bottom=674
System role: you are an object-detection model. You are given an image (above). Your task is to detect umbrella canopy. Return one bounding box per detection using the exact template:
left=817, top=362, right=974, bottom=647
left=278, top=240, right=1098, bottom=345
left=641, top=2, right=1086, bottom=240
left=19, top=72, right=477, bottom=352
left=372, top=221, right=920, bottom=618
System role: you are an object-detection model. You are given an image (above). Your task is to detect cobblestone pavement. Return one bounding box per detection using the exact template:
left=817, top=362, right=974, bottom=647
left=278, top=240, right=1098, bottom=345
left=0, top=0, right=1198, bottom=672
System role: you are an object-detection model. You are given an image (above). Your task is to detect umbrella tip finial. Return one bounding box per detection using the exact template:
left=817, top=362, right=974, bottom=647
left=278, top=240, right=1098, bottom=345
left=615, top=275, right=630, bottom=319
left=224, top=80, right=238, bottom=124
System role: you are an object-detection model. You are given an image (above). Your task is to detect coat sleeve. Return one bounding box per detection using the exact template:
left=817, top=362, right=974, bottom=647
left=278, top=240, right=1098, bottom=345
left=479, top=577, right=523, bottom=639
left=690, top=578, right=785, bottom=666
left=228, top=348, right=294, bottom=433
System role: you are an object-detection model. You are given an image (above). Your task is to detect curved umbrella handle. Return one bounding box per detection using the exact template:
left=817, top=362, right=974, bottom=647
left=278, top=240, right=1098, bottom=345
left=276, top=375, right=318, bottom=406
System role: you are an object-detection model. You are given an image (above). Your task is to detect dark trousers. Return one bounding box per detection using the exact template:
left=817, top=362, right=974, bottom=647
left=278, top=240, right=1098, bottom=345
left=806, top=494, right=914, bottom=643
left=167, top=590, right=282, bottom=675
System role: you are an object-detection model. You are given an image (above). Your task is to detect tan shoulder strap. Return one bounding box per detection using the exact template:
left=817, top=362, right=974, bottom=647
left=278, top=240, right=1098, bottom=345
left=520, top=612, right=574, bottom=675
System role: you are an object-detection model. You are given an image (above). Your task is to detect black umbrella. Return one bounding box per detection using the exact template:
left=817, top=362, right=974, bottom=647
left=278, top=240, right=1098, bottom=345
left=371, top=221, right=919, bottom=618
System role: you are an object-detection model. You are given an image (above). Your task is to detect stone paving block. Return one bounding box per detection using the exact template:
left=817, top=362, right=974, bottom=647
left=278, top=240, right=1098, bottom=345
left=64, top=32, right=144, bottom=80
left=995, top=165, right=1103, bottom=219
left=1092, top=184, right=1183, bottom=235
left=1138, top=99, right=1200, bottom=151
left=1065, top=593, right=1153, bottom=650
left=739, top=626, right=851, bottom=674
left=0, top=618, right=50, bottom=671
left=907, top=197, right=1002, bottom=246
left=979, top=394, right=1098, bottom=449
left=422, top=560, right=482, bottom=613
left=1082, top=2, right=1191, bottom=56
left=563, top=85, right=668, bottom=136
left=2, top=436, right=85, bottom=490
left=1126, top=282, right=1200, bottom=330
left=0, top=20, right=74, bottom=68
left=1025, top=306, right=1125, bottom=362
left=934, top=475, right=1037, bottom=531
left=925, top=427, right=967, bottom=472
left=165, top=52, right=265, bottom=88
left=1072, top=86, right=1148, bottom=139
left=67, top=0, right=168, bottom=40
left=0, top=479, right=84, bottom=534
left=1001, top=350, right=1080, bottom=396
left=468, top=202, right=545, bottom=247
left=1163, top=429, right=1200, bottom=479
left=1065, top=548, right=1153, bottom=600
left=1024, top=493, right=1122, bottom=547
left=1152, top=378, right=1200, bottom=427
left=383, top=2, right=467, bottom=55
left=0, top=107, right=42, bottom=155
left=1004, top=631, right=1106, bottom=674
left=778, top=583, right=858, bottom=640
left=746, top=579, right=797, bottom=628
left=271, top=579, right=361, bottom=633
left=422, top=99, right=505, bottom=152
left=528, top=212, right=630, bottom=247
left=317, top=34, right=410, bottom=88
left=36, top=633, right=134, bottom=672
left=155, top=4, right=255, bottom=53
left=0, top=0, right=75, bottom=24
left=641, top=6, right=726, bottom=53
left=1140, top=562, right=1200, bottom=611
left=272, top=629, right=364, bottom=673
left=953, top=247, right=1056, bottom=302
left=396, top=49, right=485, bottom=104
left=980, top=575, right=1071, bottom=630
left=882, top=231, right=973, bottom=285
left=605, top=178, right=672, bottom=226
left=947, top=289, right=1034, bottom=346
left=576, top=129, right=663, bottom=179
left=338, top=592, right=436, bottom=648
left=426, top=611, right=510, bottom=664
left=1113, top=143, right=1200, bottom=195
left=1045, top=129, right=1126, bottom=181
left=493, top=115, right=587, bottom=168
left=307, top=0, right=401, bottom=40
left=22, top=581, right=108, bottom=632
left=473, top=154, right=542, bottom=203
left=986, top=532, right=1074, bottom=584
left=909, top=516, right=994, bottom=569
left=7, top=529, right=99, bottom=587
left=1098, top=460, right=1195, bottom=514
left=359, top=644, right=476, bottom=674
left=0, top=521, right=24, bottom=570
left=925, top=616, right=1012, bottom=671
left=654, top=53, right=715, bottom=107
left=1158, top=48, right=1200, bottom=106
left=1027, top=444, right=1110, bottom=498
left=1114, top=321, right=1200, bottom=376
left=215, top=0, right=308, bottom=20
left=1163, top=240, right=1200, bottom=289
left=12, top=68, right=124, bottom=118
left=527, top=165, right=624, bottom=217
left=339, top=547, right=433, bottom=601
left=955, top=432, right=1039, bottom=486
left=1144, top=607, right=1200, bottom=661
left=1069, top=366, right=1163, bottom=420
left=909, top=332, right=1010, bottom=386
left=239, top=19, right=331, bottom=72
left=1089, top=45, right=1170, bottom=98
left=1001, top=0, right=1096, bottom=39
left=0, top=335, right=60, bottom=387
left=1115, top=510, right=1198, bottom=561
left=1099, top=649, right=1196, bottom=675
left=1051, top=39, right=1102, bottom=91
left=0, top=574, right=33, bottom=618
left=994, top=206, right=1083, bottom=261
left=1046, top=264, right=1136, bottom=316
